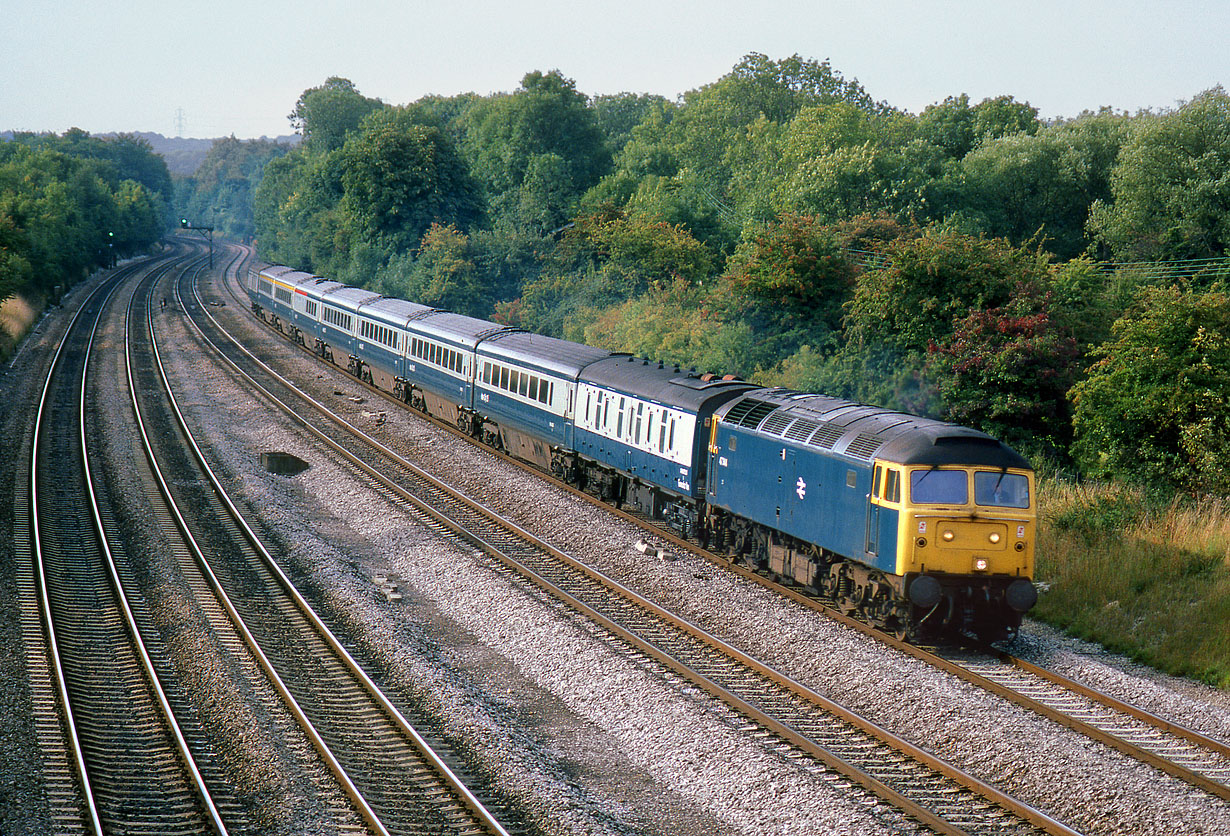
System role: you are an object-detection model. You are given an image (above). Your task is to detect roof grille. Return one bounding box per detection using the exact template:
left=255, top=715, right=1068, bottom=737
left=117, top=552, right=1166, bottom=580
left=845, top=433, right=886, bottom=460
left=809, top=423, right=846, bottom=449
left=726, top=398, right=779, bottom=428
left=785, top=418, right=819, bottom=442
left=761, top=412, right=794, bottom=436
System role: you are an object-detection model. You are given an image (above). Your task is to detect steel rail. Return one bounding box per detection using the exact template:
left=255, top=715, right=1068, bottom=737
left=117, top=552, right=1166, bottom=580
left=141, top=256, right=393, bottom=835
left=169, top=252, right=512, bottom=836
left=29, top=252, right=213, bottom=835
left=28, top=266, right=129, bottom=836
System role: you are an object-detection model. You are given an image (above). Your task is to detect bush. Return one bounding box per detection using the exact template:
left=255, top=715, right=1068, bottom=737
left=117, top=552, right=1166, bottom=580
left=1070, top=285, right=1230, bottom=495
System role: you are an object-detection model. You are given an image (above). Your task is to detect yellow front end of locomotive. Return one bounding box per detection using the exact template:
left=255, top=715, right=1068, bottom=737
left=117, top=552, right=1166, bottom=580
left=883, top=464, right=1036, bottom=579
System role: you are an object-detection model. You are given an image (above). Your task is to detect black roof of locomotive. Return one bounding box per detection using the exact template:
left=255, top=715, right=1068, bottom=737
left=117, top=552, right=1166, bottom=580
left=715, top=389, right=1031, bottom=470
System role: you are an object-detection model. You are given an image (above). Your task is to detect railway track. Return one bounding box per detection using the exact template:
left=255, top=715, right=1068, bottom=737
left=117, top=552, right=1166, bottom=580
left=196, top=256, right=1089, bottom=836
left=625, top=522, right=1230, bottom=807
left=26, top=251, right=230, bottom=834
left=144, top=252, right=519, bottom=835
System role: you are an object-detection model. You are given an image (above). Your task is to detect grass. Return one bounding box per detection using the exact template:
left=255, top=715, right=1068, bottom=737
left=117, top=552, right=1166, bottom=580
left=1034, top=479, right=1230, bottom=688
left=0, top=292, right=40, bottom=364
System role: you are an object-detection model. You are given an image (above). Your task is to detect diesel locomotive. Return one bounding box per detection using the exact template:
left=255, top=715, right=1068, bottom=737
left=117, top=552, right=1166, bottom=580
left=244, top=264, right=1038, bottom=640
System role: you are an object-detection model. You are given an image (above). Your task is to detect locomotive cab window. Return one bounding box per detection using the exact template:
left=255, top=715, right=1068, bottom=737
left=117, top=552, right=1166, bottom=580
left=974, top=471, right=1030, bottom=508
left=910, top=468, right=967, bottom=505
left=884, top=468, right=900, bottom=502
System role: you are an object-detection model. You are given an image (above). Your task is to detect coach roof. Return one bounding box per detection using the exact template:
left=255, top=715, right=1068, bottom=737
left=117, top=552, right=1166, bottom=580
left=582, top=355, right=757, bottom=413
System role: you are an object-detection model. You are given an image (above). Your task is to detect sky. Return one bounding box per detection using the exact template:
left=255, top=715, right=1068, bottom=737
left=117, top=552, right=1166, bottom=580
left=2, top=0, right=1226, bottom=139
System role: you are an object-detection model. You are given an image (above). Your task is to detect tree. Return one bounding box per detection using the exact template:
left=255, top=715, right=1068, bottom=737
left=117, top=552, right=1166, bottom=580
left=593, top=92, right=669, bottom=154
left=1070, top=285, right=1230, bottom=495
left=339, top=106, right=484, bottom=255
left=929, top=286, right=1081, bottom=457
left=0, top=213, right=32, bottom=304
left=845, top=230, right=1050, bottom=353
left=1088, top=87, right=1230, bottom=260
left=463, top=70, right=611, bottom=230
left=289, top=77, right=384, bottom=152
left=518, top=209, right=715, bottom=341
left=720, top=213, right=856, bottom=340
left=379, top=223, right=489, bottom=316
left=182, top=136, right=290, bottom=241
left=918, top=93, right=1040, bottom=159
left=941, top=111, right=1130, bottom=258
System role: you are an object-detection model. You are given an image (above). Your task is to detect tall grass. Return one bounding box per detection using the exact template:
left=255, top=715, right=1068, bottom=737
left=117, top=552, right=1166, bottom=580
left=0, top=293, right=39, bottom=363
left=1034, top=480, right=1230, bottom=688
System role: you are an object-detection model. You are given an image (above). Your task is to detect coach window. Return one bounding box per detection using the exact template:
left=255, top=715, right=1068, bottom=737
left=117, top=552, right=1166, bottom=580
left=519, top=372, right=529, bottom=397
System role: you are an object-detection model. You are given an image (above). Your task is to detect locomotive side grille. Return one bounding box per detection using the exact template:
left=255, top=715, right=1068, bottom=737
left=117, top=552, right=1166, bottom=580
left=808, top=423, right=846, bottom=449
left=784, top=418, right=819, bottom=441
left=845, top=432, right=886, bottom=459
left=761, top=412, right=795, bottom=436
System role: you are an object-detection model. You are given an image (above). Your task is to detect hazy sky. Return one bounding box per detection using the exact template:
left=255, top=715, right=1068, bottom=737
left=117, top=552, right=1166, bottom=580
left=3, top=1, right=1225, bottom=139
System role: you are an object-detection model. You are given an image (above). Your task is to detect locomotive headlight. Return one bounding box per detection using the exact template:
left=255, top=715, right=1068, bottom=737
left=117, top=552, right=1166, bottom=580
left=988, top=532, right=1001, bottom=544
left=942, top=530, right=955, bottom=542
left=974, top=558, right=989, bottom=571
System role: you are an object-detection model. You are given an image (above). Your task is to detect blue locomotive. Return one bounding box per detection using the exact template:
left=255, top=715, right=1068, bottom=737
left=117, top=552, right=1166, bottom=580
left=245, top=265, right=1037, bottom=640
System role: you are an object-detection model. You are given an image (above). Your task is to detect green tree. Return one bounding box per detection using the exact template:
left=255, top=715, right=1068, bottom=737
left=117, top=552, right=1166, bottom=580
left=181, top=136, right=290, bottom=241
left=1070, top=285, right=1230, bottom=495
left=720, top=213, right=856, bottom=341
left=518, top=209, right=715, bottom=340
left=593, top=92, right=669, bottom=154
left=253, top=148, right=347, bottom=273
left=942, top=111, right=1129, bottom=259
left=378, top=223, right=489, bottom=316
left=463, top=70, right=611, bottom=231
left=581, top=277, right=765, bottom=377
left=339, top=106, right=484, bottom=255
left=289, top=77, right=384, bottom=152
left=917, top=93, right=1040, bottom=159
left=1088, top=88, right=1230, bottom=260
left=0, top=213, right=33, bottom=304
left=846, top=230, right=1050, bottom=353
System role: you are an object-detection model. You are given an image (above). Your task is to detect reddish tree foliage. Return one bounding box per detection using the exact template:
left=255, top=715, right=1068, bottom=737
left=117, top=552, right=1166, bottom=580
left=929, top=284, right=1081, bottom=456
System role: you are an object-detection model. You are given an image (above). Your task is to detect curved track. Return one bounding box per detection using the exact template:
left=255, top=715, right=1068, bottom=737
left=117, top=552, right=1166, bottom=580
left=146, top=250, right=519, bottom=836
left=28, top=250, right=229, bottom=835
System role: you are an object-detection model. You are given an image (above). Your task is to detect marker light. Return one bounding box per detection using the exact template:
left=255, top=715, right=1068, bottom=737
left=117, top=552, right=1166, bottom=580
left=942, top=530, right=955, bottom=542
left=989, top=532, right=1001, bottom=544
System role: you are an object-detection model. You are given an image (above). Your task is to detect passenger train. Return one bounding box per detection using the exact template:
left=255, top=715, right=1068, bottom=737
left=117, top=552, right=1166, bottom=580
left=245, top=264, right=1038, bottom=640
